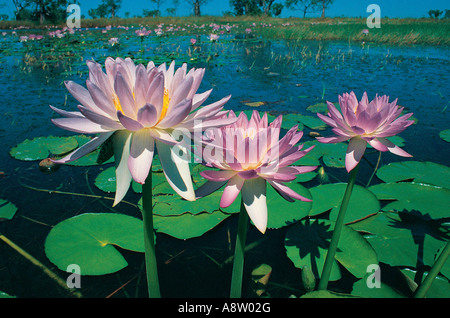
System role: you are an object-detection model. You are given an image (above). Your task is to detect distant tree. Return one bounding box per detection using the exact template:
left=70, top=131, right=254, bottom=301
left=285, top=0, right=319, bottom=18
left=230, top=0, right=282, bottom=16
left=188, top=0, right=208, bottom=16
left=150, top=0, right=164, bottom=13
left=316, top=0, right=333, bottom=18
left=11, top=0, right=69, bottom=23
left=271, top=2, right=283, bottom=16
left=143, top=9, right=160, bottom=17
left=445, top=9, right=450, bottom=19
left=166, top=8, right=176, bottom=16
left=428, top=9, right=443, bottom=19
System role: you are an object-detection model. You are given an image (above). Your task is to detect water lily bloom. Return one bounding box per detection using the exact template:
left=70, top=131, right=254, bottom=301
left=50, top=58, right=233, bottom=205
left=197, top=110, right=317, bottom=233
left=316, top=91, right=414, bottom=172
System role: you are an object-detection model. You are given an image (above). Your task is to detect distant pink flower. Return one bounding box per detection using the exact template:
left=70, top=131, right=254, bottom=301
left=190, top=38, right=197, bottom=45
left=245, top=28, right=252, bottom=33
left=135, top=28, right=151, bottom=36
left=50, top=58, right=234, bottom=205
left=209, top=34, right=219, bottom=41
left=108, top=37, right=119, bottom=46
left=197, top=111, right=316, bottom=233
left=362, top=29, right=369, bottom=35
left=316, top=91, right=414, bottom=172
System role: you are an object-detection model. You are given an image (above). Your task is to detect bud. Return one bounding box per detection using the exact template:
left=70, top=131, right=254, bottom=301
left=301, top=265, right=316, bottom=291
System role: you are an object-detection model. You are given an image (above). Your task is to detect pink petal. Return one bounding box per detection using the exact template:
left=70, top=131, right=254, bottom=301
left=200, top=169, right=237, bottom=182
left=51, top=117, right=113, bottom=134
left=377, top=137, right=413, bottom=157
left=345, top=137, right=367, bottom=172
left=52, top=132, right=113, bottom=164
left=195, top=180, right=226, bottom=199
left=220, top=175, right=244, bottom=208
left=117, top=111, right=144, bottom=131
left=241, top=178, right=267, bottom=233
left=268, top=180, right=312, bottom=202
left=137, top=104, right=158, bottom=127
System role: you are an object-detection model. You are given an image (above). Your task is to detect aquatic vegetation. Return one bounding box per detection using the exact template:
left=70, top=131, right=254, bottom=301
left=0, top=16, right=448, bottom=299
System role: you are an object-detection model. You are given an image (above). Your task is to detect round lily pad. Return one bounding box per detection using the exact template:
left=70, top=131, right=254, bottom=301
left=309, top=183, right=380, bottom=223
left=439, top=129, right=450, bottom=143
left=285, top=218, right=378, bottom=280
left=153, top=210, right=232, bottom=240
left=369, top=182, right=450, bottom=219
left=376, top=161, right=450, bottom=189
left=349, top=212, right=450, bottom=277
left=0, top=199, right=17, bottom=221
left=10, top=136, right=78, bottom=161
left=45, top=213, right=144, bottom=275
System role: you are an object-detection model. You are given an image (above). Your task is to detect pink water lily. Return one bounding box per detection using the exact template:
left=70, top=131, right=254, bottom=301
left=51, top=58, right=234, bottom=205
left=196, top=110, right=317, bottom=233
left=316, top=91, right=414, bottom=172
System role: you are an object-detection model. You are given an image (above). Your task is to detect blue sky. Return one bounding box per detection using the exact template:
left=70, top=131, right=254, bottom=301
left=1, top=0, right=449, bottom=19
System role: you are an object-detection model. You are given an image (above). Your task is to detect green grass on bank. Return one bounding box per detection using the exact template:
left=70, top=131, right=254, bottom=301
left=1, top=16, right=449, bottom=45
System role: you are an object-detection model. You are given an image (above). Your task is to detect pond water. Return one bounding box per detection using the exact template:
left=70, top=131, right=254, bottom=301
left=0, top=28, right=449, bottom=298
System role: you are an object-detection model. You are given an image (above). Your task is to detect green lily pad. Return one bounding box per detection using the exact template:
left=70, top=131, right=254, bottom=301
left=298, top=115, right=328, bottom=131
left=349, top=212, right=450, bottom=277
left=439, top=129, right=450, bottom=142
left=10, top=136, right=78, bottom=161
left=369, top=182, right=450, bottom=219
left=285, top=218, right=378, bottom=280
left=351, top=276, right=405, bottom=298
left=309, top=183, right=380, bottom=223
left=401, top=268, right=450, bottom=298
left=0, top=199, right=17, bottom=221
left=300, top=290, right=358, bottom=298
left=300, top=141, right=347, bottom=168
left=266, top=181, right=312, bottom=229
left=45, top=213, right=144, bottom=275
left=376, top=161, right=450, bottom=189
left=280, top=113, right=304, bottom=131
left=153, top=210, right=232, bottom=240
left=306, top=102, right=328, bottom=114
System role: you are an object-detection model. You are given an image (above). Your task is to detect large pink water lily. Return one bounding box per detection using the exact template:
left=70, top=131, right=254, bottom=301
left=316, top=92, right=414, bottom=172
left=196, top=110, right=317, bottom=233
left=51, top=58, right=234, bottom=205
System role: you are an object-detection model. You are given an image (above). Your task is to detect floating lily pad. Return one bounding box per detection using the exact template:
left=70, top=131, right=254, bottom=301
left=300, top=290, right=358, bottom=298
left=401, top=268, right=450, bottom=298
left=351, top=276, right=405, bottom=298
left=369, top=182, right=450, bottom=219
left=299, top=141, right=347, bottom=168
left=266, top=182, right=312, bottom=229
left=280, top=113, right=304, bottom=131
left=0, top=199, right=17, bottom=221
left=10, top=136, right=78, bottom=161
left=153, top=210, right=232, bottom=240
left=376, top=161, right=450, bottom=189
left=306, top=102, right=328, bottom=114
left=298, top=115, right=328, bottom=130
left=439, top=129, right=450, bottom=142
left=285, top=218, right=378, bottom=280
left=45, top=213, right=144, bottom=275
left=309, top=183, right=380, bottom=223
left=349, top=212, right=450, bottom=277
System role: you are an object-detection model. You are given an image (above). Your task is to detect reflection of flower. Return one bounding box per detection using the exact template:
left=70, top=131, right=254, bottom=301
left=197, top=110, right=316, bottom=233
left=316, top=91, right=414, bottom=172
left=51, top=58, right=233, bottom=205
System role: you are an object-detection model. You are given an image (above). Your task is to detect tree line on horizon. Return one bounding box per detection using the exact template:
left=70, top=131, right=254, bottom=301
left=0, top=0, right=449, bottom=23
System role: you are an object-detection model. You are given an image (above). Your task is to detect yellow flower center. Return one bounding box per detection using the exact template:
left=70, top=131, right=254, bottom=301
left=112, top=93, right=123, bottom=113
left=158, top=88, right=170, bottom=123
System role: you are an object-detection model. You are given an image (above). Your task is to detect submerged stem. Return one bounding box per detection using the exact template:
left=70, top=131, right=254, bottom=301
left=0, top=234, right=82, bottom=298
left=230, top=200, right=249, bottom=298
left=414, top=240, right=450, bottom=298
left=318, top=163, right=360, bottom=291
left=142, top=172, right=161, bottom=298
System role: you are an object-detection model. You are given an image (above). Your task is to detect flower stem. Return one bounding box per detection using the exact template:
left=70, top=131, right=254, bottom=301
left=414, top=240, right=450, bottom=298
left=318, top=163, right=360, bottom=291
left=142, top=172, right=161, bottom=298
left=230, top=199, right=249, bottom=298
